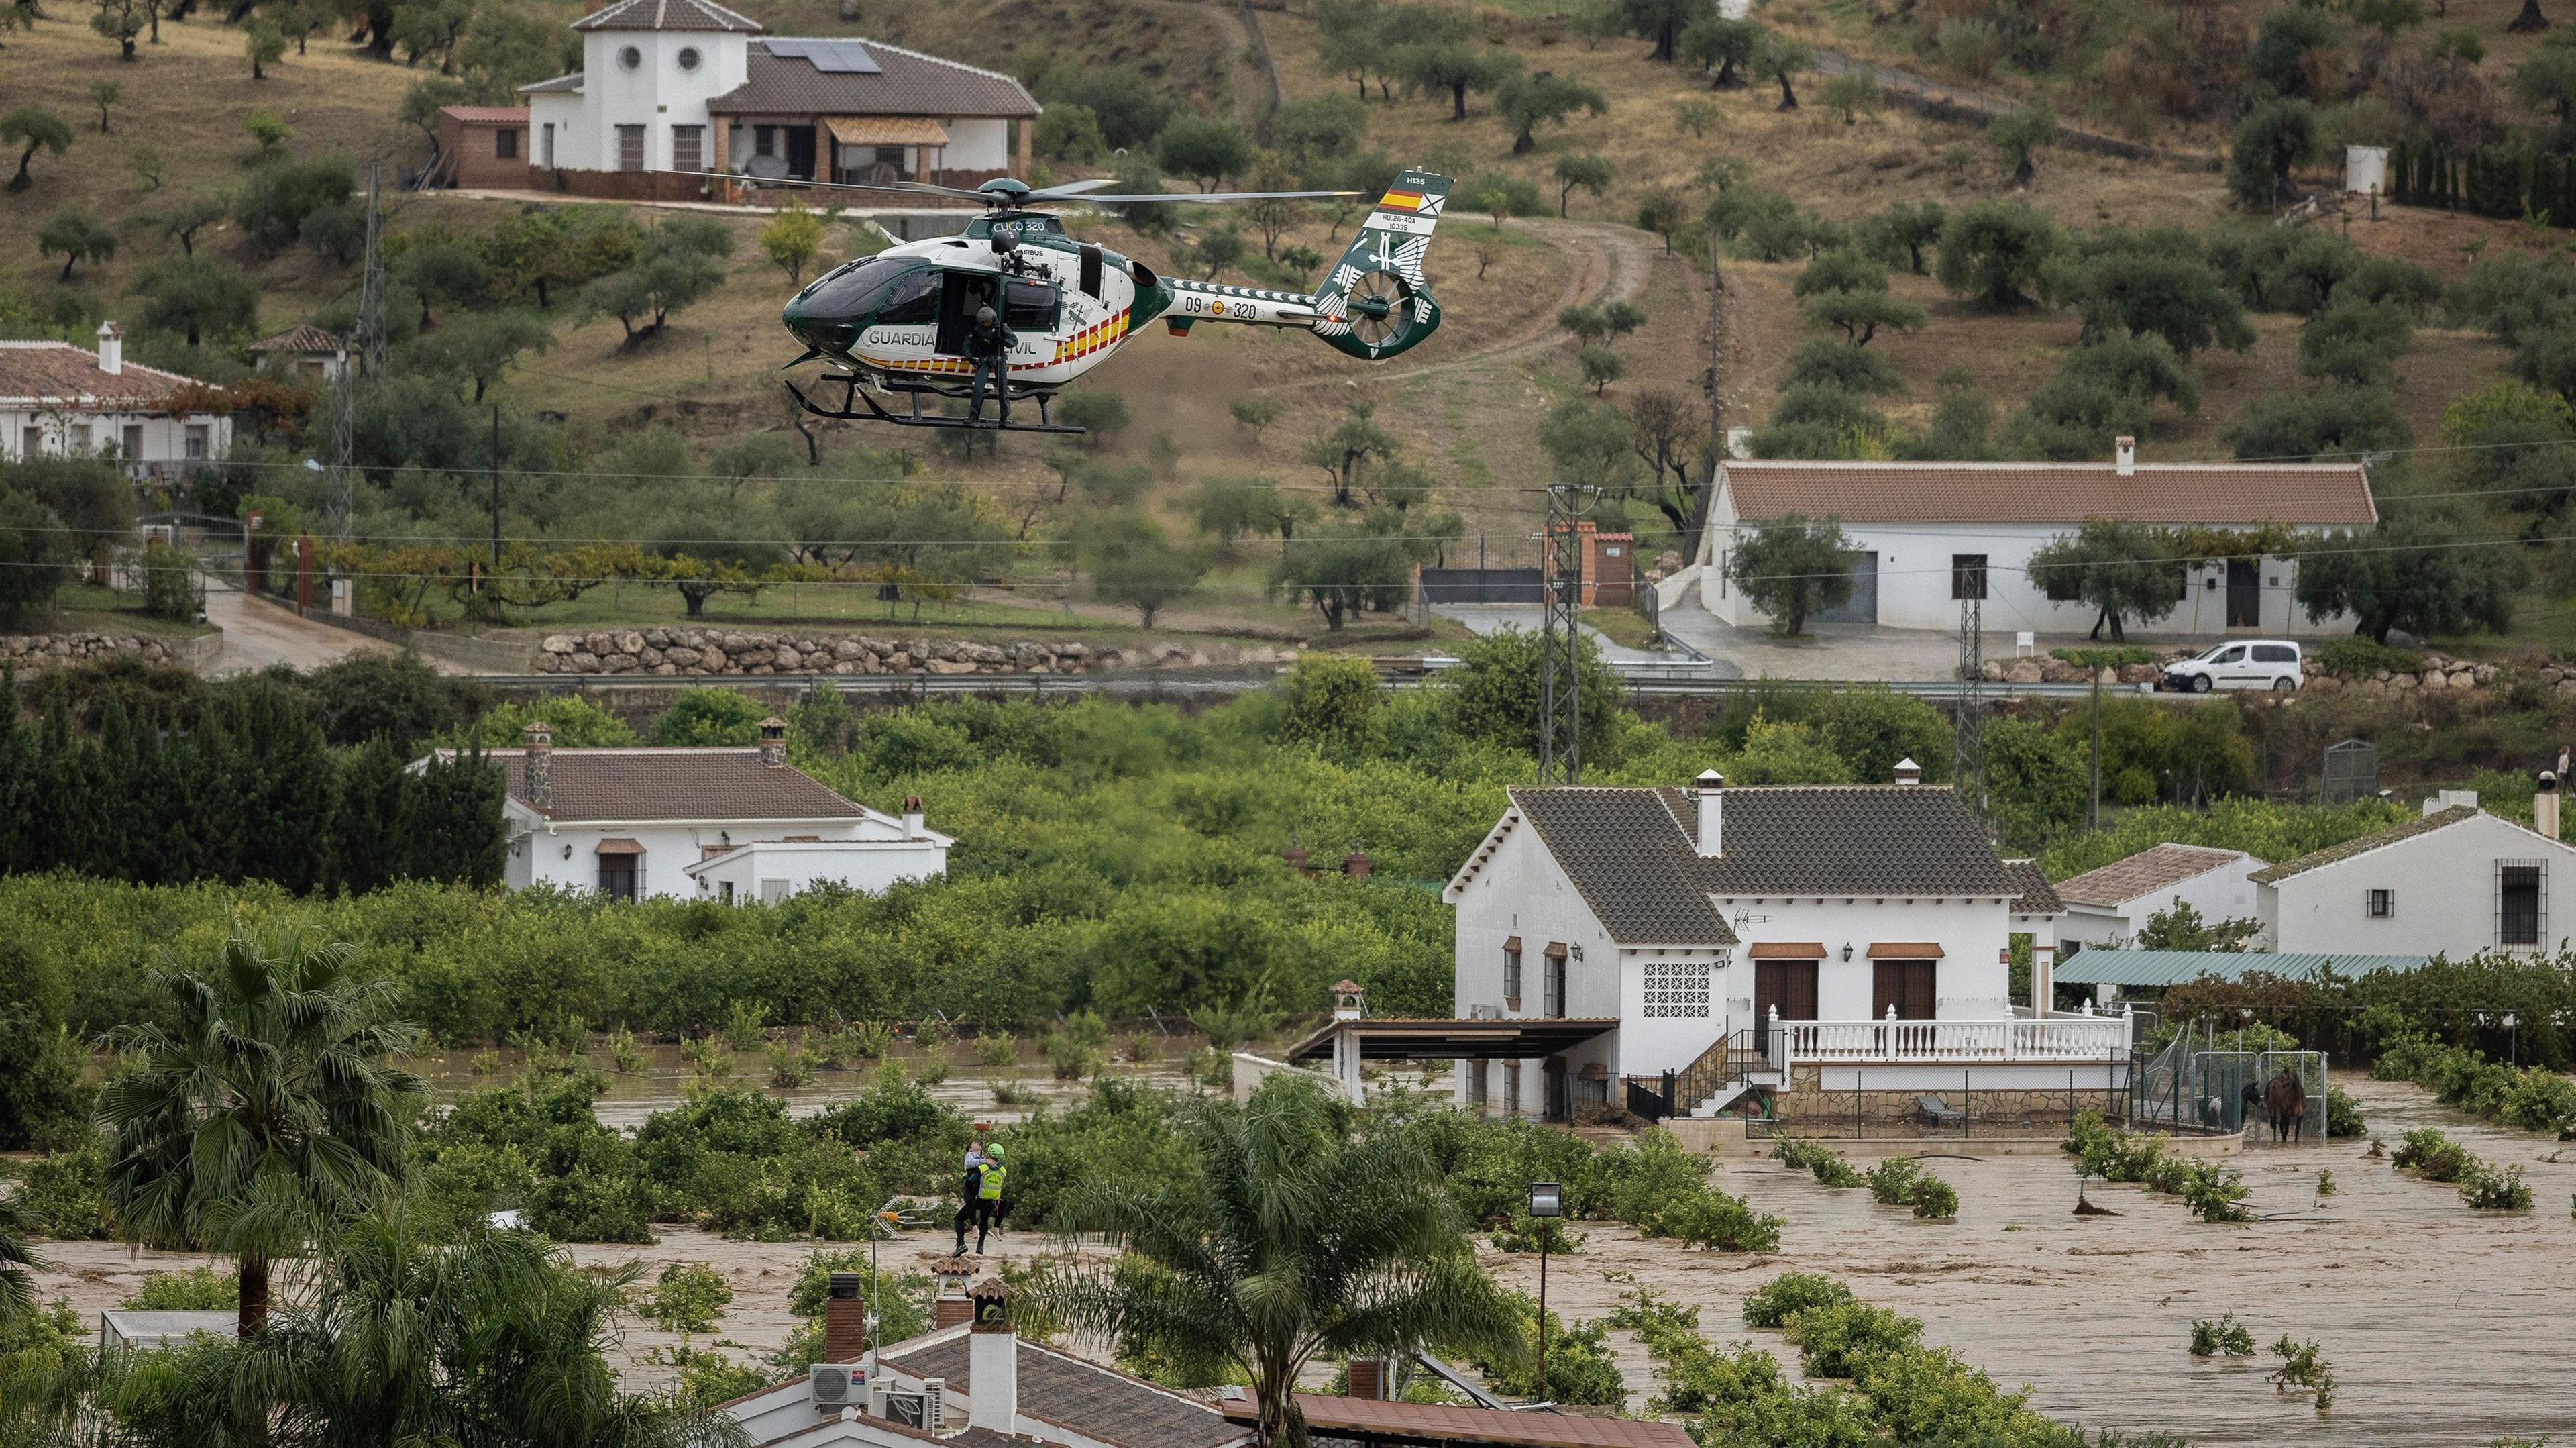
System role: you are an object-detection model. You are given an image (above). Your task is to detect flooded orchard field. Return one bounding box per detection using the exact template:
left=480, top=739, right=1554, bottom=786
left=25, top=1078, right=2573, bottom=1440
left=1487, top=1076, right=2576, bottom=1445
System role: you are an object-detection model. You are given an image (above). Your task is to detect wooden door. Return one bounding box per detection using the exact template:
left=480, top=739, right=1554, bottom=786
left=1754, top=960, right=1819, bottom=1052
left=1872, top=961, right=1936, bottom=1021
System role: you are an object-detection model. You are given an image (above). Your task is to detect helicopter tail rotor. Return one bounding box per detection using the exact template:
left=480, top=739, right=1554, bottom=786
left=1309, top=170, right=1450, bottom=362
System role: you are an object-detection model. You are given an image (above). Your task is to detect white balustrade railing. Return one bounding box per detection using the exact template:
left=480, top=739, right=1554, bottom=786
left=1766, top=1013, right=2131, bottom=1072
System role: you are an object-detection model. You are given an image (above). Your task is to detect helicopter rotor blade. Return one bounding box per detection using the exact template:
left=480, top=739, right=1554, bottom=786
left=651, top=170, right=996, bottom=203
left=1018, top=178, right=1121, bottom=201
left=1046, top=189, right=1367, bottom=205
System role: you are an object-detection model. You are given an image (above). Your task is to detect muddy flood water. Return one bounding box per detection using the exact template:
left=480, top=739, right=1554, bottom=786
left=24, top=1077, right=2573, bottom=1443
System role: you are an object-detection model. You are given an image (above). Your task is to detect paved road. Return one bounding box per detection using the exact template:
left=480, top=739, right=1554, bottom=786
left=1429, top=602, right=1710, bottom=668
left=199, top=584, right=398, bottom=676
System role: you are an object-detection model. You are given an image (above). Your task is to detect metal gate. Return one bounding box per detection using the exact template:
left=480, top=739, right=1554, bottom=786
left=1419, top=568, right=1542, bottom=604
left=1811, top=551, right=1878, bottom=624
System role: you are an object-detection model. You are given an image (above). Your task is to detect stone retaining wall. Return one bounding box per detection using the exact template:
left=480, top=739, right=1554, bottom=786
left=532, top=628, right=1297, bottom=677
left=1, top=632, right=207, bottom=670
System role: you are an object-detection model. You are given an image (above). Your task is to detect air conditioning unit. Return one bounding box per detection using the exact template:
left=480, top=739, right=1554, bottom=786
left=808, top=1364, right=857, bottom=1409
left=869, top=1378, right=943, bottom=1433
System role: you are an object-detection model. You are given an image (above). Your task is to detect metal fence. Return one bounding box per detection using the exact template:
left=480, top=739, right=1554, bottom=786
left=2131, top=1022, right=2329, bottom=1143
left=1745, top=1064, right=2137, bottom=1141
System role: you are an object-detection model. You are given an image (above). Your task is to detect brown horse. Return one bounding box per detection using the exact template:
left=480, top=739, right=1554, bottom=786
left=2263, top=1068, right=2308, bottom=1143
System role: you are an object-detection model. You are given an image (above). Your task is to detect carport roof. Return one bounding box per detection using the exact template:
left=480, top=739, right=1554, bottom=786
left=2051, top=950, right=2427, bottom=988
left=1282, top=1018, right=1619, bottom=1063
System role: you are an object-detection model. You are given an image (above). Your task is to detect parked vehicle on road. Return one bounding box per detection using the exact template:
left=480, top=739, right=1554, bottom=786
left=2161, top=640, right=2304, bottom=693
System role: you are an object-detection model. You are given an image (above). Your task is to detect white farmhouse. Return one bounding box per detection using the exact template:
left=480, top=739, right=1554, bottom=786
left=511, top=0, right=1037, bottom=201
left=1421, top=768, right=2125, bottom=1122
left=2054, top=843, right=2269, bottom=954
left=1690, top=441, right=2377, bottom=635
left=2254, top=792, right=2576, bottom=956
left=0, top=324, right=229, bottom=482
left=439, top=719, right=949, bottom=903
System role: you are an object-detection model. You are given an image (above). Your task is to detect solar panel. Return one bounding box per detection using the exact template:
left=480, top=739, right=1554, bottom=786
left=765, top=38, right=881, bottom=73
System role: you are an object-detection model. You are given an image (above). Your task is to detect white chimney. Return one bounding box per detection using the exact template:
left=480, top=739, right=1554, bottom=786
left=96, top=321, right=122, bottom=376
left=1725, top=426, right=1753, bottom=460
left=2538, top=770, right=2561, bottom=842
left=757, top=716, right=787, bottom=767
left=1892, top=757, right=1921, bottom=786
left=902, top=794, right=926, bottom=839
left=1693, top=770, right=1724, bottom=858
left=966, top=1279, right=1018, bottom=1437
left=2114, top=435, right=2135, bottom=476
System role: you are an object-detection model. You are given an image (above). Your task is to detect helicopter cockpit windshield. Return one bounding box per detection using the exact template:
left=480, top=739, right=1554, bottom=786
left=797, top=256, right=938, bottom=329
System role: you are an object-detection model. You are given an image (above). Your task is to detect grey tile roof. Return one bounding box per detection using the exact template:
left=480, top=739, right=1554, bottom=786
left=453, top=747, right=870, bottom=823
left=882, top=1335, right=1244, bottom=1448
left=571, top=0, right=763, bottom=34
left=708, top=37, right=1039, bottom=118
left=519, top=72, right=584, bottom=93
left=1504, top=784, right=2017, bottom=945
left=2002, top=858, right=2063, bottom=916
left=2055, top=843, right=2249, bottom=907
left=2247, top=806, right=2478, bottom=884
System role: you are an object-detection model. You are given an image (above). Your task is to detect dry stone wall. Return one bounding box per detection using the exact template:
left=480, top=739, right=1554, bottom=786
left=533, top=628, right=1296, bottom=676
left=1, top=633, right=199, bottom=670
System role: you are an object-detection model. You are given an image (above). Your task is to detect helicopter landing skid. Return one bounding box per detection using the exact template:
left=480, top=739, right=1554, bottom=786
left=785, top=372, right=1085, bottom=435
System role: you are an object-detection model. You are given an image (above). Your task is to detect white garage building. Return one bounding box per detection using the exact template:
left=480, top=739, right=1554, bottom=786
left=1691, top=442, right=2377, bottom=635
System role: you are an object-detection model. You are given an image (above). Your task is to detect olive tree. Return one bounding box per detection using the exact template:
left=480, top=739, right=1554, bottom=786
left=1725, top=513, right=1855, bottom=636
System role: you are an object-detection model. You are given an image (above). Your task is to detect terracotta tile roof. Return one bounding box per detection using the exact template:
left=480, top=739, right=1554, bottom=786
left=0, top=341, right=209, bottom=408
left=2248, top=806, right=2480, bottom=884
left=571, top=0, right=762, bottom=33
left=1223, top=1395, right=1695, bottom=1448
left=881, top=1334, right=1246, bottom=1448
left=451, top=747, right=871, bottom=823
left=1719, top=460, right=2377, bottom=526
left=2055, top=843, right=2251, bottom=907
left=2002, top=858, right=2063, bottom=915
left=248, top=324, right=345, bottom=355
left=708, top=37, right=1039, bottom=118
left=439, top=105, right=530, bottom=123
left=1495, top=785, right=2017, bottom=946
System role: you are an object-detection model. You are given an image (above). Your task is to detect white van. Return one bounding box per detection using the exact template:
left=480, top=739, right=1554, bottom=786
left=2161, top=640, right=2304, bottom=693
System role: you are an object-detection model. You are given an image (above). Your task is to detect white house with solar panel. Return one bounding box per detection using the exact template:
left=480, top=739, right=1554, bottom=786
left=499, top=0, right=1036, bottom=201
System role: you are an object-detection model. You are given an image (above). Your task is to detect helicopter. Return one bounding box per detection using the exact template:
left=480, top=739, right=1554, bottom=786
left=732, top=168, right=1453, bottom=433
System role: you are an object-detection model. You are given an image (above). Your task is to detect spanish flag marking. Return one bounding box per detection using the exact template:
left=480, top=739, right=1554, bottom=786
left=1378, top=190, right=1425, bottom=211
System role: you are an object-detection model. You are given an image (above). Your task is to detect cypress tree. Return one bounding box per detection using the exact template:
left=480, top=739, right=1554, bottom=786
left=332, top=740, right=407, bottom=894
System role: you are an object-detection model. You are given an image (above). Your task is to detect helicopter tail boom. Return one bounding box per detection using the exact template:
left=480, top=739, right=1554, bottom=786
left=1308, top=170, right=1449, bottom=361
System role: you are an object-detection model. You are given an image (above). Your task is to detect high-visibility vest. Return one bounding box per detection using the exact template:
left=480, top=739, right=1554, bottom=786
left=979, top=1163, right=1007, bottom=1201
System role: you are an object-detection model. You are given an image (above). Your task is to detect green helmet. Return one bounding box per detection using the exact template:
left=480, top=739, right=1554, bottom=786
left=985, top=1143, right=1004, bottom=1161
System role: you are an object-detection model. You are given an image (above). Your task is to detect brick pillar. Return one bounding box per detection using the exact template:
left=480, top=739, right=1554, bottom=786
left=1014, top=117, right=1032, bottom=177
left=816, top=120, right=833, bottom=183
left=824, top=1272, right=867, bottom=1361
left=294, top=535, right=314, bottom=610
left=934, top=1293, right=972, bottom=1329
left=710, top=115, right=731, bottom=198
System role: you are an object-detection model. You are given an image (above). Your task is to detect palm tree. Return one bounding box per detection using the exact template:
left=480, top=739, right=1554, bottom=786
left=1041, top=1076, right=1521, bottom=1448
left=0, top=1197, right=42, bottom=1322
left=241, top=1210, right=741, bottom=1448
left=98, top=927, right=423, bottom=1339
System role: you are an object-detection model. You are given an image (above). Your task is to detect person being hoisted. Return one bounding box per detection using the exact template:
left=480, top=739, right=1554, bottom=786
left=953, top=1141, right=1007, bottom=1256
left=965, top=301, right=1016, bottom=427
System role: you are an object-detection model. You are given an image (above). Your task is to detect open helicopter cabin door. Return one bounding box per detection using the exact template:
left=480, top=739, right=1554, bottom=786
left=932, top=273, right=1064, bottom=355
